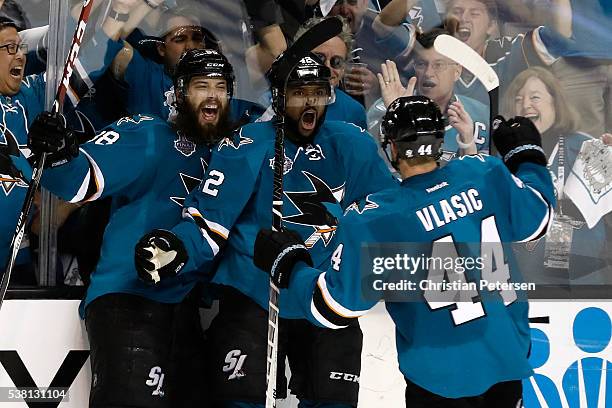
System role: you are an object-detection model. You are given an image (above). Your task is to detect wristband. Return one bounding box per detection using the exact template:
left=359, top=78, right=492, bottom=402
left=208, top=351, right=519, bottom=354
left=108, top=9, right=130, bottom=22
left=456, top=134, right=475, bottom=149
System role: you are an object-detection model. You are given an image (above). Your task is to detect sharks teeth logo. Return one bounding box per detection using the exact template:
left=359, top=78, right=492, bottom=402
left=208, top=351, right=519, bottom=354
left=283, top=171, right=345, bottom=248
left=116, top=114, right=155, bottom=127
left=217, top=132, right=253, bottom=151
left=344, top=195, right=379, bottom=215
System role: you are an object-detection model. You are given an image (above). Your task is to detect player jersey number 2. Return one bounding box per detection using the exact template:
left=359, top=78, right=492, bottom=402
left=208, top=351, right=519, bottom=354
left=424, top=215, right=517, bottom=326
left=202, top=170, right=225, bottom=196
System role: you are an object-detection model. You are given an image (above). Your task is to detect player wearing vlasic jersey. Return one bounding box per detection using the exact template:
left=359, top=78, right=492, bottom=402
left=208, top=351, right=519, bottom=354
left=135, top=52, right=397, bottom=407
left=254, top=96, right=556, bottom=408
left=27, top=49, right=237, bottom=408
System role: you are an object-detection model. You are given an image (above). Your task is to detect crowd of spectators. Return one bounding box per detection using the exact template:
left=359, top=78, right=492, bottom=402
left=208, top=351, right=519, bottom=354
left=1, top=0, right=610, bottom=292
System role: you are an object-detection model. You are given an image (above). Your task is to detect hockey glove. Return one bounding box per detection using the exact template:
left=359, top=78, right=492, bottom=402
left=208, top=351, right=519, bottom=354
left=135, top=229, right=188, bottom=285
left=253, top=228, right=313, bottom=288
left=28, top=111, right=79, bottom=168
left=492, top=115, right=547, bottom=173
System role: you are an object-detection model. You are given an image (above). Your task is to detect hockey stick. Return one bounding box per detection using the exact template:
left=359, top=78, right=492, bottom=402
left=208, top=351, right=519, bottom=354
left=433, top=34, right=499, bottom=154
left=266, top=17, right=343, bottom=408
left=0, top=0, right=95, bottom=311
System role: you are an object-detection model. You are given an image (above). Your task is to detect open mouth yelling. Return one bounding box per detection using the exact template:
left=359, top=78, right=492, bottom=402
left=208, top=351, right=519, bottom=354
left=300, top=108, right=318, bottom=132
left=200, top=102, right=219, bottom=123
left=456, top=27, right=471, bottom=43
left=422, top=79, right=437, bottom=89
left=9, top=65, right=23, bottom=80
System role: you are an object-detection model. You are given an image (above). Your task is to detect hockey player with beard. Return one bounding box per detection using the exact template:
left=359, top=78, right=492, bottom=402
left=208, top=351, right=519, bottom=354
left=253, top=97, right=556, bottom=407
left=27, top=48, right=236, bottom=408
left=134, top=53, right=397, bottom=407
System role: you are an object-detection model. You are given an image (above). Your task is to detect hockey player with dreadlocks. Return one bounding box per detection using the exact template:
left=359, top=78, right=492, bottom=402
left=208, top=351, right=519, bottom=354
left=26, top=48, right=237, bottom=408
left=134, top=52, right=397, bottom=407
left=253, top=97, right=556, bottom=408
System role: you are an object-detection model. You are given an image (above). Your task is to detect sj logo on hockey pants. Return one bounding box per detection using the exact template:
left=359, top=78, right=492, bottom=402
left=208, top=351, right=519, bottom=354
left=223, top=350, right=247, bottom=380
left=145, top=366, right=165, bottom=397
left=0, top=350, right=89, bottom=408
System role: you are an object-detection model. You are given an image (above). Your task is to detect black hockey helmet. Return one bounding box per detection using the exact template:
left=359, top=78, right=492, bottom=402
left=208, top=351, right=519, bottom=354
left=173, top=48, right=235, bottom=110
left=381, top=96, right=446, bottom=162
left=268, top=52, right=334, bottom=114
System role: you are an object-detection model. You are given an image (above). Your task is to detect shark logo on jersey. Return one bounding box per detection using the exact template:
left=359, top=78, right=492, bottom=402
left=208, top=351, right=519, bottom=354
left=0, top=127, right=28, bottom=196
left=164, top=86, right=178, bottom=123
left=284, top=171, right=345, bottom=248
left=73, top=110, right=97, bottom=143
left=344, top=195, right=378, bottom=215
left=217, top=132, right=253, bottom=151
left=174, top=131, right=196, bottom=157
left=170, top=157, right=207, bottom=206
left=408, top=6, right=424, bottom=28
left=117, top=115, right=155, bottom=127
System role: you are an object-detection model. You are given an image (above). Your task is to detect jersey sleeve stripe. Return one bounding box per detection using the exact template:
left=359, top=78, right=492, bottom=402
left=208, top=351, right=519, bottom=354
left=516, top=185, right=553, bottom=243
left=310, top=298, right=349, bottom=329
left=183, top=207, right=228, bottom=252
left=69, top=149, right=104, bottom=203
left=312, top=280, right=351, bottom=329
left=317, top=273, right=369, bottom=318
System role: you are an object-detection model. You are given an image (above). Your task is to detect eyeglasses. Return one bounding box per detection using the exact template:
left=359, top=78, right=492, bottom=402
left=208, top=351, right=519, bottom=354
left=414, top=60, right=456, bottom=73
left=0, top=42, right=27, bottom=55
left=313, top=52, right=346, bottom=70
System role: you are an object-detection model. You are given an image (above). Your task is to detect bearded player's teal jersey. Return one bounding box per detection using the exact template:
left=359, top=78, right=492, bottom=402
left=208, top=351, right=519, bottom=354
left=285, top=155, right=555, bottom=398
left=40, top=115, right=212, bottom=315
left=171, top=119, right=398, bottom=318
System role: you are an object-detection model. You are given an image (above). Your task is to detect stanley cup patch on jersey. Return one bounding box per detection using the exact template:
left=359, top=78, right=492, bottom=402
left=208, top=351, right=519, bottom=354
left=269, top=153, right=294, bottom=175
left=174, top=132, right=196, bottom=157
left=284, top=171, right=345, bottom=248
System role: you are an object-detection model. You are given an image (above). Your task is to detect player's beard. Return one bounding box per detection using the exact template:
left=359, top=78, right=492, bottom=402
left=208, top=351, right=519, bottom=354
left=175, top=99, right=232, bottom=146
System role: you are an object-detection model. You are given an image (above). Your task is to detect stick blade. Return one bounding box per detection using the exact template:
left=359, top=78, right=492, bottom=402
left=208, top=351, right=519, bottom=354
left=434, top=34, right=499, bottom=91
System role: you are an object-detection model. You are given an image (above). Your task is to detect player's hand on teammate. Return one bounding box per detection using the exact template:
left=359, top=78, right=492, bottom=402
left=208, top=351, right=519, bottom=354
left=253, top=228, right=313, bottom=288
left=28, top=111, right=79, bottom=168
left=492, top=115, right=547, bottom=173
left=378, top=60, right=416, bottom=108
left=134, top=229, right=188, bottom=285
